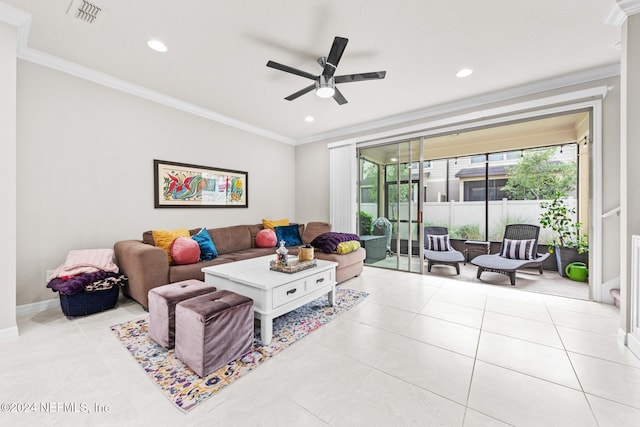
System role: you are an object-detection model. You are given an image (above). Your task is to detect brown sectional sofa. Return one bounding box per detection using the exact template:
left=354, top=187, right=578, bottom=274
left=113, top=221, right=365, bottom=308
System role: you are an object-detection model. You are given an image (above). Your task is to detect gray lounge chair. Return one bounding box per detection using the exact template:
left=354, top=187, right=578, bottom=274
left=472, top=224, right=550, bottom=286
left=424, top=226, right=465, bottom=274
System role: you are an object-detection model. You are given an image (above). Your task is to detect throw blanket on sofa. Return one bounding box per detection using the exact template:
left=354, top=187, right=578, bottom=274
left=311, top=232, right=360, bottom=253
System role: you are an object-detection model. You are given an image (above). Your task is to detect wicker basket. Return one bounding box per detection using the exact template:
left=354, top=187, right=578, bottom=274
left=298, top=245, right=315, bottom=262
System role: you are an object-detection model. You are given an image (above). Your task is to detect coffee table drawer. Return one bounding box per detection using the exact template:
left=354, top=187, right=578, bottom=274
left=272, top=269, right=333, bottom=308
left=272, top=279, right=307, bottom=308
left=305, top=269, right=333, bottom=292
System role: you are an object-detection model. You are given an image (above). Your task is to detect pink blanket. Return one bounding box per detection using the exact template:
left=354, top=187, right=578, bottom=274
left=49, top=249, right=119, bottom=280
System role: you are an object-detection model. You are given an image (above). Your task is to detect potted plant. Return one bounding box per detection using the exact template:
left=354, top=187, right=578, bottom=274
left=539, top=191, right=588, bottom=277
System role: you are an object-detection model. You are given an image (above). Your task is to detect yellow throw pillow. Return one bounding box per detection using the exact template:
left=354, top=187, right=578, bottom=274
left=262, top=218, right=289, bottom=230
left=152, top=228, right=190, bottom=264
left=335, top=240, right=361, bottom=255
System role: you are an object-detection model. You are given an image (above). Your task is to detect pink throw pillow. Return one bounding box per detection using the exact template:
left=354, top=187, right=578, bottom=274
left=256, top=229, right=277, bottom=248
left=169, top=237, right=201, bottom=265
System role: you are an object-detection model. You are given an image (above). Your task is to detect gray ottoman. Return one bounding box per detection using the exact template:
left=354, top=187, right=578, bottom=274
left=148, top=280, right=216, bottom=349
left=175, top=290, right=254, bottom=377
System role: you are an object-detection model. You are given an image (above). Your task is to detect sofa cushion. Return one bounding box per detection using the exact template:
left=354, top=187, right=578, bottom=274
left=192, top=228, right=218, bottom=260
left=209, top=225, right=252, bottom=255
left=152, top=228, right=191, bottom=264
left=262, top=218, right=289, bottom=230
left=142, top=230, right=155, bottom=245
left=256, top=229, right=277, bottom=248
left=169, top=237, right=201, bottom=265
left=314, top=247, right=366, bottom=265
left=247, top=223, right=264, bottom=248
left=302, top=222, right=331, bottom=245
left=274, top=224, right=303, bottom=247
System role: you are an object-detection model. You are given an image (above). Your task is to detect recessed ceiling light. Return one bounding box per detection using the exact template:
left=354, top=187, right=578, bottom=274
left=304, top=116, right=315, bottom=122
left=390, top=157, right=397, bottom=162
left=456, top=68, right=473, bottom=78
left=147, top=39, right=168, bottom=53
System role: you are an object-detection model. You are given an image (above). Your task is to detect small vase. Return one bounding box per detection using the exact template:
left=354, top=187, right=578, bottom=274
left=276, top=240, right=289, bottom=266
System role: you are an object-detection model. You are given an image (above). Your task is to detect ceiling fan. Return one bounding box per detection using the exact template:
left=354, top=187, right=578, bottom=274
left=266, top=36, right=386, bottom=105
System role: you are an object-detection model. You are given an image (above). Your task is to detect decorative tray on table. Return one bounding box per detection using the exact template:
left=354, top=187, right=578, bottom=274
left=269, top=258, right=317, bottom=274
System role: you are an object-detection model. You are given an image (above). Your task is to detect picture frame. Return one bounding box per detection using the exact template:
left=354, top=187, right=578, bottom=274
left=154, top=160, right=248, bottom=208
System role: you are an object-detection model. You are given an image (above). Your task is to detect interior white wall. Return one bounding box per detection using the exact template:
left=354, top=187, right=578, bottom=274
left=600, top=80, right=622, bottom=303
left=621, top=13, right=640, bottom=336
left=16, top=61, right=295, bottom=306
left=294, top=140, right=330, bottom=224
left=0, top=21, right=18, bottom=337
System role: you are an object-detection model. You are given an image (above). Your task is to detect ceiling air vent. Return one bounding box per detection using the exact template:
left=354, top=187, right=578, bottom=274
left=66, top=0, right=103, bottom=24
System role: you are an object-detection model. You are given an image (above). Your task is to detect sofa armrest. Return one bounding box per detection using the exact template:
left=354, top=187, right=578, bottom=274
left=114, top=240, right=169, bottom=309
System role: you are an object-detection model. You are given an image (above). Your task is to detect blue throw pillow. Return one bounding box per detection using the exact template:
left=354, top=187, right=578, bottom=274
left=274, top=224, right=303, bottom=247
left=191, top=228, right=218, bottom=260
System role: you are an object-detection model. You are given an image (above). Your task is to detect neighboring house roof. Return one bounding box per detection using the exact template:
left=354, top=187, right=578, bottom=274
left=455, top=165, right=508, bottom=178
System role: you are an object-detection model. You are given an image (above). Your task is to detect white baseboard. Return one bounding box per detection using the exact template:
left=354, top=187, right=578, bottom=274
left=16, top=298, right=59, bottom=315
left=629, top=332, right=640, bottom=360
left=617, top=328, right=628, bottom=346
left=0, top=326, right=19, bottom=341
left=600, top=276, right=619, bottom=305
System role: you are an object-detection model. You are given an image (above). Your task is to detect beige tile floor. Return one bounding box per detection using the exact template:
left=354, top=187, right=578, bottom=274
left=2, top=266, right=639, bottom=426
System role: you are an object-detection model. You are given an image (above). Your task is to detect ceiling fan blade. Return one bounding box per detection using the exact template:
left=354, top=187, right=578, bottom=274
left=333, top=87, right=348, bottom=105
left=323, top=37, right=348, bottom=77
left=266, top=61, right=317, bottom=80
left=285, top=83, right=316, bottom=101
left=334, top=71, right=386, bottom=84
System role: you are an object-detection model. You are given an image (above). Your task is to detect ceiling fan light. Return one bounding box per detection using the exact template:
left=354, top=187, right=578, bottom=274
left=316, top=75, right=335, bottom=98
left=316, top=86, right=335, bottom=98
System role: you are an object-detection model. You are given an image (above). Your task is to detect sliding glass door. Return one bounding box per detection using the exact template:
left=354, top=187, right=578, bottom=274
left=358, top=139, right=423, bottom=273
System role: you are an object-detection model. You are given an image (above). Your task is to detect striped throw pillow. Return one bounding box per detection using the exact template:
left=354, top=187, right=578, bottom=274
left=426, top=234, right=452, bottom=251
left=500, top=238, right=535, bottom=260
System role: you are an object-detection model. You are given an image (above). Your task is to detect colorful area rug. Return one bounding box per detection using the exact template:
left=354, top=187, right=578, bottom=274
left=110, top=288, right=368, bottom=412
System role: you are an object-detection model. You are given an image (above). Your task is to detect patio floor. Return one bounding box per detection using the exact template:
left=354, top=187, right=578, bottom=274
left=367, top=255, right=589, bottom=300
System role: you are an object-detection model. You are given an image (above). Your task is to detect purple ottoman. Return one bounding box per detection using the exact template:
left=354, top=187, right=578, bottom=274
left=148, top=280, right=216, bottom=349
left=175, top=290, right=254, bottom=377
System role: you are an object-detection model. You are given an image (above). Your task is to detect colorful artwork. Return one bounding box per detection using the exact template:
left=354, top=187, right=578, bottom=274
left=154, top=160, right=248, bottom=208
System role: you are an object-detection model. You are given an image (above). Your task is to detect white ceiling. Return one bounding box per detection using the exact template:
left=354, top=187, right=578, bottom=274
left=2, top=0, right=622, bottom=144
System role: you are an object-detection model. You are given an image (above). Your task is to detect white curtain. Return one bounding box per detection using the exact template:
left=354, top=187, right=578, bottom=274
left=328, top=143, right=357, bottom=233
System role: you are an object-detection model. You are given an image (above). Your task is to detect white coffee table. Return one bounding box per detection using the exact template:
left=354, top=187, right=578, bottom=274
left=202, top=255, right=337, bottom=344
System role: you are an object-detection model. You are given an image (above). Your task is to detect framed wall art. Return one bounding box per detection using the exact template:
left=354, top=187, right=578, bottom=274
left=154, top=160, right=248, bottom=208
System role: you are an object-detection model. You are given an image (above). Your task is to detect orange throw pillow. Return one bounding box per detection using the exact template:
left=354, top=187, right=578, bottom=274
left=262, top=218, right=289, bottom=230
left=152, top=228, right=190, bottom=264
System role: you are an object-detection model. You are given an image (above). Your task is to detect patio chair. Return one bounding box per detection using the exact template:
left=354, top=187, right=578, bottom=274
left=472, top=224, right=550, bottom=286
left=424, top=226, right=465, bottom=274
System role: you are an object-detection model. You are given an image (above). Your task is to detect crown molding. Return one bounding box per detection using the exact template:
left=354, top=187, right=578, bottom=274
left=606, top=0, right=640, bottom=26
left=0, top=2, right=295, bottom=145
left=327, top=85, right=608, bottom=151
left=0, top=1, right=29, bottom=26
left=297, top=63, right=620, bottom=146
left=0, top=1, right=624, bottom=148
left=18, top=47, right=295, bottom=145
